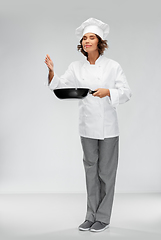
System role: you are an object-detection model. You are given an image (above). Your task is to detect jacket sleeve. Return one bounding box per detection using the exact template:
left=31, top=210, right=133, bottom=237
left=48, top=62, right=76, bottom=90
left=109, top=64, right=132, bottom=108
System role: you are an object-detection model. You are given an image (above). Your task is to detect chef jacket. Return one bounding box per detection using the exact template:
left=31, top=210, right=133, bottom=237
left=48, top=55, right=132, bottom=139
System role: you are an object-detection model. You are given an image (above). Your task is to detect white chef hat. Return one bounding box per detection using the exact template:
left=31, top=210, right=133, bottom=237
left=75, top=17, right=110, bottom=40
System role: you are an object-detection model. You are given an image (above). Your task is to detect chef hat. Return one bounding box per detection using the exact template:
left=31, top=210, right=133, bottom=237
left=75, top=17, right=110, bottom=40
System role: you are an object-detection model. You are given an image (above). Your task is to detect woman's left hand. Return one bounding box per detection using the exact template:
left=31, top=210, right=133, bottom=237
left=93, top=88, right=110, bottom=98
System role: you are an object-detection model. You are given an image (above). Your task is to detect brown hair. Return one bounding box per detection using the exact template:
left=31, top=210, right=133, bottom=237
left=77, top=34, right=108, bottom=57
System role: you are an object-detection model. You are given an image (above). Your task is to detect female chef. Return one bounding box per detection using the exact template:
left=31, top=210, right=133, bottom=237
left=45, top=18, right=132, bottom=232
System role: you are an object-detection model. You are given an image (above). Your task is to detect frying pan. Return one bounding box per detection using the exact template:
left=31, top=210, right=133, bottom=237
left=53, top=88, right=96, bottom=99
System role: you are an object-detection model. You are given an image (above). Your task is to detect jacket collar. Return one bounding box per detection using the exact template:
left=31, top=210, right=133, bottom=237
left=84, top=55, right=104, bottom=66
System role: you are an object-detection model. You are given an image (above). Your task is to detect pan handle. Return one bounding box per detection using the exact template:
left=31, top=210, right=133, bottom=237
left=89, top=89, right=97, bottom=94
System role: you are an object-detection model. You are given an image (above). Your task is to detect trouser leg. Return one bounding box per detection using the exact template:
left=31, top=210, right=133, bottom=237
left=80, top=137, right=100, bottom=223
left=81, top=136, right=119, bottom=224
left=95, top=136, right=119, bottom=224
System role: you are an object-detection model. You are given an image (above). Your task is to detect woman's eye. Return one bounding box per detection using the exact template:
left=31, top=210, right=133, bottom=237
left=82, top=37, right=95, bottom=41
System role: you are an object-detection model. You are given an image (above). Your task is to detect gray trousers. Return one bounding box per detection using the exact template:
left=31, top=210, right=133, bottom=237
left=80, top=136, right=119, bottom=224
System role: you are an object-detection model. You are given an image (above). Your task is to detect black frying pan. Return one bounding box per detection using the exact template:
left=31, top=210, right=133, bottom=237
left=53, top=88, right=96, bottom=99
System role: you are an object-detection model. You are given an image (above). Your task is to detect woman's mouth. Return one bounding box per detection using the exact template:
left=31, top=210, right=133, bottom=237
left=85, top=45, right=91, bottom=48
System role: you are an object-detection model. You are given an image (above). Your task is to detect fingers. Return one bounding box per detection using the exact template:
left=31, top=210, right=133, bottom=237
left=45, top=54, right=50, bottom=62
left=44, top=58, right=49, bottom=66
left=46, top=54, right=51, bottom=60
left=44, top=55, right=54, bottom=72
left=92, top=88, right=109, bottom=98
left=45, top=54, right=51, bottom=63
left=93, top=89, right=99, bottom=96
left=44, top=54, right=52, bottom=66
left=92, top=89, right=104, bottom=98
left=93, top=92, right=98, bottom=96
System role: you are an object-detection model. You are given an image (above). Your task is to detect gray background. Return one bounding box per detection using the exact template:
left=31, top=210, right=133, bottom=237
left=0, top=0, right=161, bottom=193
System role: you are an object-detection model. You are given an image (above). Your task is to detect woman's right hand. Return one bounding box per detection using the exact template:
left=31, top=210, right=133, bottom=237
left=45, top=54, right=54, bottom=71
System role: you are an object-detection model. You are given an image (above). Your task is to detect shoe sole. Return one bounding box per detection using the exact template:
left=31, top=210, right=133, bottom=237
left=79, top=227, right=90, bottom=231
left=90, top=224, right=109, bottom=232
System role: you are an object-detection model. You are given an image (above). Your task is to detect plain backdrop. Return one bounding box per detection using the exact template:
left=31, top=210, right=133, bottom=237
left=0, top=0, right=161, bottom=193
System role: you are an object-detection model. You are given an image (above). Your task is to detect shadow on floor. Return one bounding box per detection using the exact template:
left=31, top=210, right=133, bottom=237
left=1, top=227, right=161, bottom=240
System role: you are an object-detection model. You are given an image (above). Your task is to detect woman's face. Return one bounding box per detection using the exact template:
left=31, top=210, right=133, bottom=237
left=82, top=33, right=99, bottom=53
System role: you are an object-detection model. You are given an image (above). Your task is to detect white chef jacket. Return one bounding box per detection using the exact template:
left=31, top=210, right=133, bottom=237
left=48, top=55, right=132, bottom=139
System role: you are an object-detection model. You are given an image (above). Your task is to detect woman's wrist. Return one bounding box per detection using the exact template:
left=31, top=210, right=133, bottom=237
left=48, top=69, right=54, bottom=84
left=107, top=89, right=110, bottom=97
left=49, top=68, right=54, bottom=73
